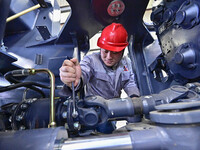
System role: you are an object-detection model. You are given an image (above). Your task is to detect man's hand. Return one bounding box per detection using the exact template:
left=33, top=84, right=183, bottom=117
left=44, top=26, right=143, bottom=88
left=59, top=58, right=82, bottom=88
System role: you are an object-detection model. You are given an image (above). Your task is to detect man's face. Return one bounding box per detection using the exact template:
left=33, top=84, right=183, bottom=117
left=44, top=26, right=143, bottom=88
left=100, top=48, right=124, bottom=67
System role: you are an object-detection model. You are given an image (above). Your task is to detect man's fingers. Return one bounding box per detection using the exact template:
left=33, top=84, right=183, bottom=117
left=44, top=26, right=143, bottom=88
left=65, top=78, right=79, bottom=88
left=62, top=58, right=79, bottom=67
left=60, top=76, right=76, bottom=83
left=60, top=66, right=76, bottom=73
left=59, top=71, right=76, bottom=78
left=60, top=58, right=81, bottom=88
left=70, top=58, right=79, bottom=66
left=62, top=59, right=75, bottom=67
left=74, top=79, right=80, bottom=87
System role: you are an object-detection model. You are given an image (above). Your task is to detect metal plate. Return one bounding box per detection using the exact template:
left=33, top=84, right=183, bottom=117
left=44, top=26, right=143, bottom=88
left=155, top=101, right=200, bottom=110
left=150, top=109, right=200, bottom=124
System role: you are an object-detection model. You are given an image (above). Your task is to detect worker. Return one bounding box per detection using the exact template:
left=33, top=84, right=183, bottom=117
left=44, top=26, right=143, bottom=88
left=59, top=23, right=140, bottom=133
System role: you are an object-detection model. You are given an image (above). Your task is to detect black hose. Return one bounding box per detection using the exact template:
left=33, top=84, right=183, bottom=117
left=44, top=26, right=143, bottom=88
left=4, top=71, right=26, bottom=84
left=0, top=81, right=50, bottom=91
left=4, top=71, right=47, bottom=98
left=0, top=82, right=46, bottom=98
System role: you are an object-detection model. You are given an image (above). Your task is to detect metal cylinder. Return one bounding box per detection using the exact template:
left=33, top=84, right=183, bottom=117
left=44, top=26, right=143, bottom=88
left=6, top=4, right=40, bottom=22
left=55, top=133, right=133, bottom=150
left=30, top=69, right=56, bottom=128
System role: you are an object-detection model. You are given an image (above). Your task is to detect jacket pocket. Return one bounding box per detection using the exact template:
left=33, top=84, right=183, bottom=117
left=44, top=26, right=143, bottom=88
left=121, top=71, right=131, bottom=81
left=94, top=71, right=110, bottom=82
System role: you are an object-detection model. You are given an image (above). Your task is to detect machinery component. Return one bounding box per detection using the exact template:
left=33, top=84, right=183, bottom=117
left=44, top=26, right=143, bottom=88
left=36, top=26, right=51, bottom=40
left=1, top=0, right=200, bottom=149
left=174, top=44, right=196, bottom=69
left=1, top=84, right=190, bottom=132
left=151, top=4, right=164, bottom=26
left=150, top=83, right=200, bottom=124
left=6, top=0, right=49, bottom=23
left=55, top=125, right=200, bottom=150
left=149, top=54, right=171, bottom=82
left=6, top=4, right=40, bottom=23
left=76, top=85, right=189, bottom=127
left=0, top=127, right=68, bottom=150
left=168, top=43, right=199, bottom=79
left=5, top=97, right=67, bottom=130
left=174, top=1, right=200, bottom=29
left=4, top=68, right=56, bottom=128
left=71, top=82, right=78, bottom=118
left=150, top=101, right=200, bottom=124
left=151, top=0, right=200, bottom=81
left=77, top=100, right=99, bottom=127
left=107, top=0, right=125, bottom=17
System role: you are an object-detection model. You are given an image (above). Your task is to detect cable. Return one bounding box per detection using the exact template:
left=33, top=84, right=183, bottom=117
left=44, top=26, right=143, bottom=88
left=4, top=71, right=47, bottom=98
left=0, top=82, right=46, bottom=98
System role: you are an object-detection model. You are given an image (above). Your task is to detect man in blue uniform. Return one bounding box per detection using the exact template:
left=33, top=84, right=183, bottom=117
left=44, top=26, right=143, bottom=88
left=59, top=23, right=140, bottom=133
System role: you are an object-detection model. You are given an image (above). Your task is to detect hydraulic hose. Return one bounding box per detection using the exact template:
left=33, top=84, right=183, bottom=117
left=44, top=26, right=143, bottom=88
left=4, top=71, right=46, bottom=97
left=0, top=81, right=50, bottom=97
left=4, top=69, right=56, bottom=128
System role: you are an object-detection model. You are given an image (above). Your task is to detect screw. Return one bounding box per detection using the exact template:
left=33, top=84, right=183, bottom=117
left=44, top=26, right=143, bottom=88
left=73, top=122, right=80, bottom=130
left=64, top=123, right=69, bottom=129
left=20, top=104, right=28, bottom=109
left=186, top=83, right=195, bottom=89
left=112, top=4, right=116, bottom=8
left=16, top=115, right=23, bottom=121
left=9, top=116, right=12, bottom=122
left=62, top=112, right=68, bottom=119
left=11, top=105, right=17, bottom=111
left=195, top=87, right=200, bottom=94
left=63, top=101, right=68, bottom=106
left=72, top=111, right=78, bottom=118
left=19, top=126, right=25, bottom=130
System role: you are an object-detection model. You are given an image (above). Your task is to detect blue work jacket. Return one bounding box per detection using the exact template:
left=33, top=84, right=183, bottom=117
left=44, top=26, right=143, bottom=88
left=79, top=52, right=140, bottom=99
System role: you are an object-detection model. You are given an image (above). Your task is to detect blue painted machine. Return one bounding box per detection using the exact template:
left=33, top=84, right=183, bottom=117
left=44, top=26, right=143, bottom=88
left=0, top=0, right=200, bottom=149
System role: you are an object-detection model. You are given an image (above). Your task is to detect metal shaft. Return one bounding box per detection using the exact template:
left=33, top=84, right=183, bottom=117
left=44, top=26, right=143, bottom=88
left=54, top=133, right=133, bottom=150
left=71, top=82, right=77, bottom=118
left=30, top=69, right=56, bottom=128
left=6, top=4, right=40, bottom=23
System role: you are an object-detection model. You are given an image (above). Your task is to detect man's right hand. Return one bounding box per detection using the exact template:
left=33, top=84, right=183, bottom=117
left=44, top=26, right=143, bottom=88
left=59, top=58, right=82, bottom=88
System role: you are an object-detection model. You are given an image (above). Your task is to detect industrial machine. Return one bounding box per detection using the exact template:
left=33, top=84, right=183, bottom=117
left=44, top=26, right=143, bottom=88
left=0, top=0, right=200, bottom=149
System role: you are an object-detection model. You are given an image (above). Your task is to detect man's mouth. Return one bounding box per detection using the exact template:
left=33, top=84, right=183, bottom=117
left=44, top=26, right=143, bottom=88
left=106, top=60, right=113, bottom=64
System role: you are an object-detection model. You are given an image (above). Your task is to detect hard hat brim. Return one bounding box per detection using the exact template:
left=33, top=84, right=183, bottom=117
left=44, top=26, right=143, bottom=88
left=97, top=38, right=128, bottom=52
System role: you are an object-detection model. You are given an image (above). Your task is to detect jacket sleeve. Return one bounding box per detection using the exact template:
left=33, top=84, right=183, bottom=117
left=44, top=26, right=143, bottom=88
left=123, top=72, right=140, bottom=97
left=123, top=57, right=140, bottom=97
left=80, top=55, right=94, bottom=87
left=59, top=55, right=94, bottom=96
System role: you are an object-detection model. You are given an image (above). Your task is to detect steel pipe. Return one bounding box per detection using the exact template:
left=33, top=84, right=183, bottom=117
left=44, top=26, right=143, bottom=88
left=6, top=4, right=40, bottom=23
left=54, top=133, right=133, bottom=150
left=29, top=69, right=56, bottom=128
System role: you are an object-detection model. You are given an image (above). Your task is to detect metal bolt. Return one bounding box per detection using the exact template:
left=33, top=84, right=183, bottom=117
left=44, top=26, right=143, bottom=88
left=186, top=83, right=195, bottom=89
left=64, top=123, right=69, bottom=129
left=20, top=104, right=28, bottom=109
left=63, top=101, right=68, bottom=106
left=11, top=105, right=17, bottom=111
left=195, top=87, right=200, bottom=94
left=62, top=112, right=68, bottom=119
left=73, top=122, right=80, bottom=130
left=112, top=4, right=116, bottom=8
left=9, top=116, right=12, bottom=122
left=19, top=126, right=25, bottom=130
left=16, top=115, right=23, bottom=121
left=72, top=111, right=78, bottom=118
left=117, top=3, right=121, bottom=7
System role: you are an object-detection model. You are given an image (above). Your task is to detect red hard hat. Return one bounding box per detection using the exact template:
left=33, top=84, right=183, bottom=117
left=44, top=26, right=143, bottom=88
left=97, top=23, right=129, bottom=52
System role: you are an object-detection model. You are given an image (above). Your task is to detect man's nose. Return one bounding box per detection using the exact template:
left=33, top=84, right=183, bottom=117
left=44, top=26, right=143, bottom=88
left=106, top=51, right=113, bottom=59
